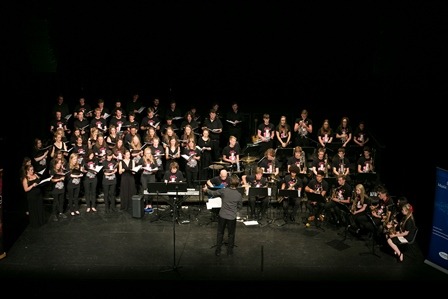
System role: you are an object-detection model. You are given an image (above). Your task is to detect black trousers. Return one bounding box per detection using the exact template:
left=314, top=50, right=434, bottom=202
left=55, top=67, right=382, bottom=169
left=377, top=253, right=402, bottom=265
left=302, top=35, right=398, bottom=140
left=216, top=216, right=237, bottom=250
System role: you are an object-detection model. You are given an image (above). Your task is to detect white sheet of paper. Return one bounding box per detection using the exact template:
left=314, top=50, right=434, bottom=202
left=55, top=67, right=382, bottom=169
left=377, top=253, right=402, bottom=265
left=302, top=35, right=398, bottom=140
left=398, top=236, right=408, bottom=243
left=206, top=197, right=222, bottom=209
left=243, top=220, right=259, bottom=226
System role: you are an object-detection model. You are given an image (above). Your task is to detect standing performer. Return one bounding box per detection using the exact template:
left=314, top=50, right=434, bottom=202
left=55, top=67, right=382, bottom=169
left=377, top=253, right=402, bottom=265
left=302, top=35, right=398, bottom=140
left=203, top=174, right=243, bottom=257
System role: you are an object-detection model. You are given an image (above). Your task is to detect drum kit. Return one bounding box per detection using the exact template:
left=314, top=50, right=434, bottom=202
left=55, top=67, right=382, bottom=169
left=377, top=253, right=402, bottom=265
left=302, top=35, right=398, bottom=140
left=240, top=154, right=260, bottom=176
left=206, top=154, right=261, bottom=177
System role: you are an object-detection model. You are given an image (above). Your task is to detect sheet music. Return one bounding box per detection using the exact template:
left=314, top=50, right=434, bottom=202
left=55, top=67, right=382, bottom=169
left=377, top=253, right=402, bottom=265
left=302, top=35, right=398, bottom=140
left=64, top=114, right=72, bottom=121
left=132, top=165, right=142, bottom=172
left=172, top=116, right=183, bottom=120
left=137, top=106, right=146, bottom=114
left=206, top=197, right=222, bottom=209
left=142, top=166, right=158, bottom=172
left=398, top=236, right=408, bottom=243
left=243, top=220, right=259, bottom=226
left=38, top=168, right=46, bottom=175
left=38, top=176, right=52, bottom=185
left=182, top=154, right=194, bottom=161
left=226, top=119, right=241, bottom=125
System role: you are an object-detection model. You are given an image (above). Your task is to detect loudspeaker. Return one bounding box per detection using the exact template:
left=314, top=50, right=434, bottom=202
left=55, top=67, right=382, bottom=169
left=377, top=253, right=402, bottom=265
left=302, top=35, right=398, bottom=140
left=132, top=195, right=144, bottom=218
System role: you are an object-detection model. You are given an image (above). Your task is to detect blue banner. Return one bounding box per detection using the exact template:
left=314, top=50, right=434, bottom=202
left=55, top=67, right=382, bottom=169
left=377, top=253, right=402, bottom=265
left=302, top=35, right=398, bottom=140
left=424, top=167, right=448, bottom=274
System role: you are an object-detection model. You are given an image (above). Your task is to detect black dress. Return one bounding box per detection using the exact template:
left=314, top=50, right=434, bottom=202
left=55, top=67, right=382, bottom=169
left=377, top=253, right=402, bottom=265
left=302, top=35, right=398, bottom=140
left=25, top=177, right=45, bottom=227
left=119, top=159, right=137, bottom=212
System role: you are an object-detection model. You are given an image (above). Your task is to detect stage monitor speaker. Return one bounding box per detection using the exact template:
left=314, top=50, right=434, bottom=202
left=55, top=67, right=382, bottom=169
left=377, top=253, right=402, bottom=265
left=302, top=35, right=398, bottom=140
left=132, top=195, right=144, bottom=218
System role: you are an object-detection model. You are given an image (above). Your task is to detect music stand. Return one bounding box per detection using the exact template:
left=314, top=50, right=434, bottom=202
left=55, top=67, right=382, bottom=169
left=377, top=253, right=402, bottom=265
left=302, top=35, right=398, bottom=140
left=278, top=189, right=301, bottom=198
left=248, top=187, right=269, bottom=220
left=324, top=143, right=338, bottom=154
left=167, top=182, right=188, bottom=222
left=355, top=172, right=378, bottom=193
left=325, top=176, right=337, bottom=190
left=193, top=179, right=208, bottom=218
left=275, top=189, right=302, bottom=225
left=305, top=192, right=327, bottom=231
left=161, top=182, right=188, bottom=273
left=275, top=147, right=293, bottom=161
left=301, top=146, right=316, bottom=162
left=359, top=212, right=381, bottom=258
left=147, top=182, right=167, bottom=221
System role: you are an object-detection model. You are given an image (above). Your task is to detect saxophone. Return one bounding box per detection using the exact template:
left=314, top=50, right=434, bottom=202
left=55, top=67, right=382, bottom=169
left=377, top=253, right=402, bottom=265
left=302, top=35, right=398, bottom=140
left=299, top=153, right=307, bottom=174
left=339, top=158, right=345, bottom=175
left=350, top=192, right=358, bottom=213
left=269, top=159, right=279, bottom=182
left=384, top=207, right=397, bottom=234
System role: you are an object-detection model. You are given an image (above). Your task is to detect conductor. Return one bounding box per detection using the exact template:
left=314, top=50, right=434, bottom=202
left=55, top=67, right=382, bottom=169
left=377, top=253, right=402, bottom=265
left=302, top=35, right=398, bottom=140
left=203, top=174, right=243, bottom=257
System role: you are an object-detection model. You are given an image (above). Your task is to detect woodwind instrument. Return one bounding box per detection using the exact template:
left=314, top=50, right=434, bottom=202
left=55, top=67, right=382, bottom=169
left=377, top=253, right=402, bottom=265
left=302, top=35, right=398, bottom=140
left=299, top=152, right=307, bottom=174
left=350, top=191, right=358, bottom=213
left=384, top=205, right=397, bottom=234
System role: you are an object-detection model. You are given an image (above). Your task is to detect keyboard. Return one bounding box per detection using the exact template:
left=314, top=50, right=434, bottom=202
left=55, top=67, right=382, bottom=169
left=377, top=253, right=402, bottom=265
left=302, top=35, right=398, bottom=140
left=144, top=190, right=199, bottom=196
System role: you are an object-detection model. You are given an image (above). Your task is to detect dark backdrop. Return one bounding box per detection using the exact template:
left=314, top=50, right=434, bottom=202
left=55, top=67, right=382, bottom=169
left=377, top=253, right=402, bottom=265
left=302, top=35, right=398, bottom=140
left=2, top=2, right=447, bottom=254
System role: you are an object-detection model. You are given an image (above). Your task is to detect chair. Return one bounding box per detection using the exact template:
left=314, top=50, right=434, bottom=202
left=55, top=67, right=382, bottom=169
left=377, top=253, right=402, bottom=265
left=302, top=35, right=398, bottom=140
left=398, top=228, right=419, bottom=259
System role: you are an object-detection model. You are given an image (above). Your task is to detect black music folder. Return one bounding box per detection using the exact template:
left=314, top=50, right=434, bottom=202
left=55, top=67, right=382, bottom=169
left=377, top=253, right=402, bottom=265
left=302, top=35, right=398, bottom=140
left=278, top=189, right=301, bottom=198
left=305, top=192, right=326, bottom=203
left=167, top=182, right=188, bottom=193
left=248, top=187, right=268, bottom=198
left=148, top=182, right=168, bottom=193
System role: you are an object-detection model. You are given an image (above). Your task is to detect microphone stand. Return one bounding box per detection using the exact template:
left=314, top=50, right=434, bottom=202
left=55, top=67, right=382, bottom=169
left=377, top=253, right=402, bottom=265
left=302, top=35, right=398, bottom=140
left=147, top=182, right=168, bottom=223
left=193, top=179, right=208, bottom=221
left=161, top=182, right=186, bottom=273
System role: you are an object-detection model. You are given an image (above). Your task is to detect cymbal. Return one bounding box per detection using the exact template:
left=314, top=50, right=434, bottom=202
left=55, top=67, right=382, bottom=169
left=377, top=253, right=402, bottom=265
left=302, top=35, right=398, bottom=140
left=209, top=164, right=224, bottom=170
left=240, top=156, right=258, bottom=163
left=213, top=161, right=230, bottom=165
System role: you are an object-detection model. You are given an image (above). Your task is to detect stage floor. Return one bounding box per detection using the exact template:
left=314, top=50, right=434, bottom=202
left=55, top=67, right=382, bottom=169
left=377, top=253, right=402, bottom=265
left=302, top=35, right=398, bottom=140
left=0, top=200, right=446, bottom=293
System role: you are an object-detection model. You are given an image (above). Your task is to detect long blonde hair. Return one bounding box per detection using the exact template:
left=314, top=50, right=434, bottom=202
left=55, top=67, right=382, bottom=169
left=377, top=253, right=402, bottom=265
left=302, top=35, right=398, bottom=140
left=400, top=203, right=415, bottom=231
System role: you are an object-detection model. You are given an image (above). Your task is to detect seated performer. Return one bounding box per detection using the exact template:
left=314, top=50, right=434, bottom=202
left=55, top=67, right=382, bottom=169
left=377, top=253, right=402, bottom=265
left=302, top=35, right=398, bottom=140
left=241, top=167, right=269, bottom=221
left=324, top=174, right=352, bottom=226
left=206, top=169, right=231, bottom=222
left=279, top=165, right=303, bottom=222
left=162, top=161, right=186, bottom=220
left=303, top=170, right=329, bottom=226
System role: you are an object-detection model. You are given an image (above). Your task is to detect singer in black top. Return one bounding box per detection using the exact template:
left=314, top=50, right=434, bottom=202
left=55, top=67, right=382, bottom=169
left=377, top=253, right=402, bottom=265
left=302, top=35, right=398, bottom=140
left=257, top=114, right=275, bottom=156
left=21, top=164, right=46, bottom=228
left=182, top=139, right=201, bottom=189
left=202, top=109, right=223, bottom=162
left=204, top=174, right=243, bottom=256
left=225, top=102, right=244, bottom=148
left=102, top=150, right=118, bottom=213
